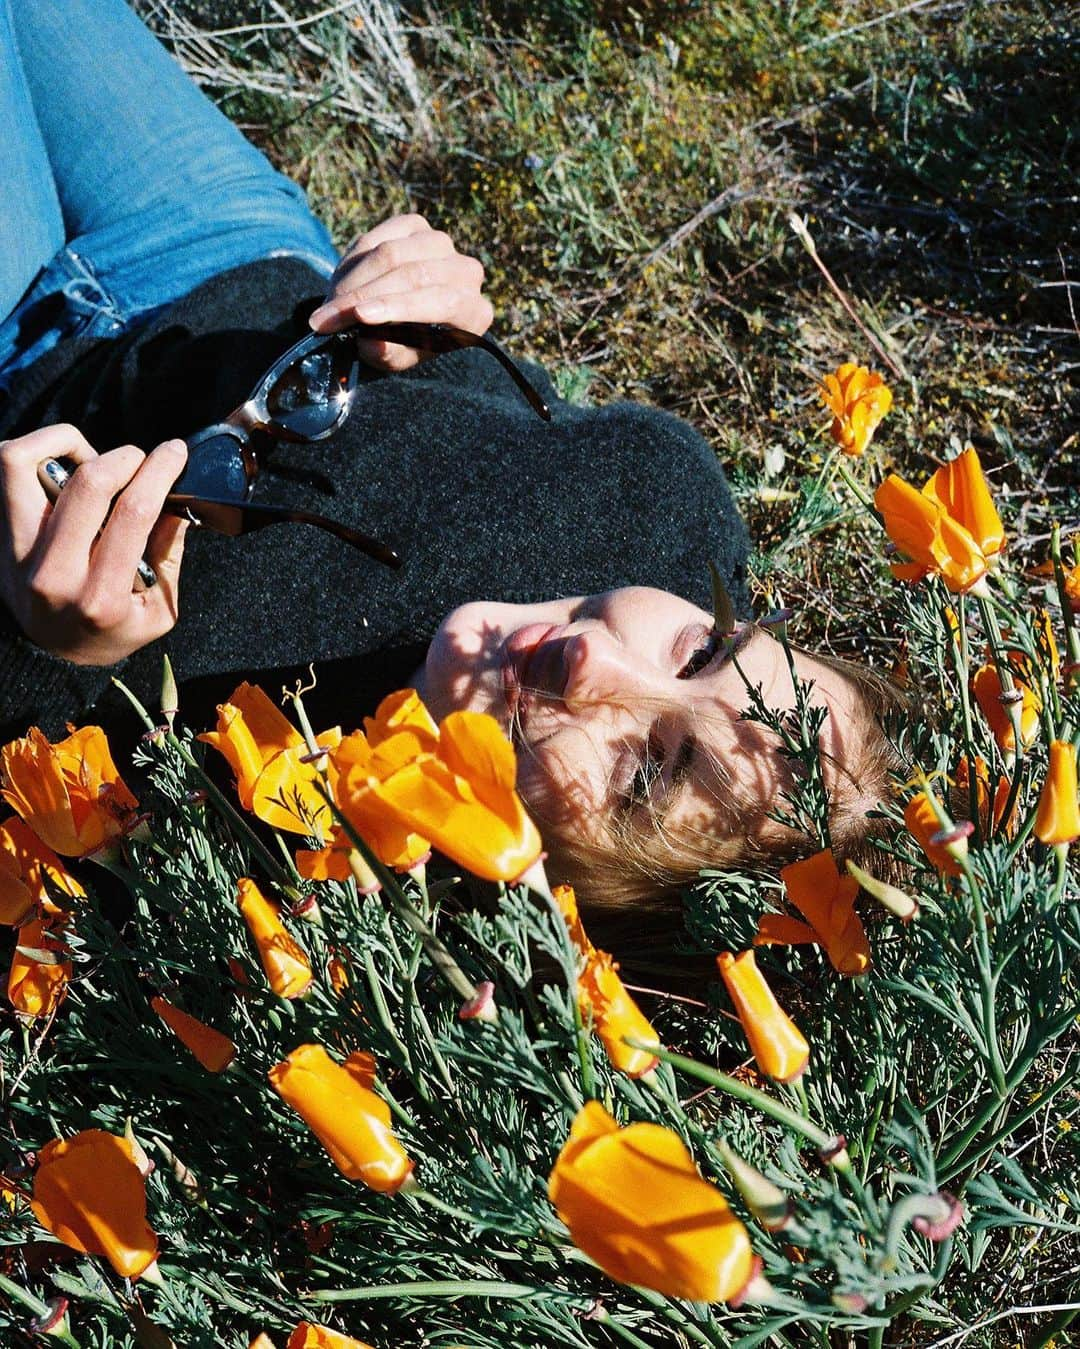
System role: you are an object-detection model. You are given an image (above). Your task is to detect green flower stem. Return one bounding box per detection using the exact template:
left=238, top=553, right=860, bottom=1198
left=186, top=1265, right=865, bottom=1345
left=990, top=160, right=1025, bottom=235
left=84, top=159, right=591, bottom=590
left=952, top=596, right=983, bottom=842
left=0, top=1272, right=81, bottom=1346
left=361, top=948, right=415, bottom=1080
left=406, top=1185, right=482, bottom=1228
left=874, top=1236, right=954, bottom=1329
left=111, top=678, right=295, bottom=891
left=938, top=1056, right=1075, bottom=1185
left=634, top=1043, right=844, bottom=1158
left=833, top=455, right=876, bottom=515
left=320, top=785, right=485, bottom=1011
left=881, top=1193, right=954, bottom=1271
left=533, top=887, right=596, bottom=1101
left=976, top=596, right=1027, bottom=832
left=1049, top=843, right=1070, bottom=908
left=302, top=1278, right=556, bottom=1302
left=956, top=854, right=1009, bottom=1097
left=596, top=1313, right=657, bottom=1349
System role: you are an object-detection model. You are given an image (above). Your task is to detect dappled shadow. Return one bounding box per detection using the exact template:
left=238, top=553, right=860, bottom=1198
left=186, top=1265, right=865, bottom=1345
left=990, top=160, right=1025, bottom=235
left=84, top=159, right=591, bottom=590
left=786, top=21, right=1077, bottom=324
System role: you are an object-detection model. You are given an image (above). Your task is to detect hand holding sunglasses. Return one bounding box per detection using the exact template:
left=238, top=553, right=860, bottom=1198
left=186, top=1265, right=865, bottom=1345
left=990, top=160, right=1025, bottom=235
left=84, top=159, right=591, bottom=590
left=164, top=319, right=550, bottom=572
left=0, top=426, right=191, bottom=666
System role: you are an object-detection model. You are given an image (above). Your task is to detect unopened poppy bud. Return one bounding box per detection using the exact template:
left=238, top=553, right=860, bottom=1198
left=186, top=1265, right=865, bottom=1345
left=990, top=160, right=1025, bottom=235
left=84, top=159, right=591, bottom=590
left=1034, top=740, right=1080, bottom=847
left=160, top=655, right=179, bottom=729
left=713, top=1138, right=792, bottom=1232
left=458, top=980, right=497, bottom=1022
left=912, top=1191, right=965, bottom=1241
left=831, top=1291, right=869, bottom=1314
left=124, top=1118, right=154, bottom=1177
left=845, top=859, right=918, bottom=923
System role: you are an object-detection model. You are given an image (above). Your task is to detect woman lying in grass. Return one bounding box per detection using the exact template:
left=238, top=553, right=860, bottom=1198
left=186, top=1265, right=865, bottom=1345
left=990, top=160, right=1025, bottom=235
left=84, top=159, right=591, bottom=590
left=0, top=0, right=905, bottom=913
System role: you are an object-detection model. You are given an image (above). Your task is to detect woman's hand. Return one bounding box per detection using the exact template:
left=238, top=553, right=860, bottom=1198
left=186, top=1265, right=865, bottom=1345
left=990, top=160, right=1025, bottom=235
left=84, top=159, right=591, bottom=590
left=308, top=213, right=493, bottom=370
left=0, top=424, right=190, bottom=666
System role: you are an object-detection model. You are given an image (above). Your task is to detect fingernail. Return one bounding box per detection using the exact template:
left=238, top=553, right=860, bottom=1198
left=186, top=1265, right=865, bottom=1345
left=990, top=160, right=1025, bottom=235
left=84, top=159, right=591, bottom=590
left=355, top=299, right=387, bottom=321
left=308, top=304, right=333, bottom=331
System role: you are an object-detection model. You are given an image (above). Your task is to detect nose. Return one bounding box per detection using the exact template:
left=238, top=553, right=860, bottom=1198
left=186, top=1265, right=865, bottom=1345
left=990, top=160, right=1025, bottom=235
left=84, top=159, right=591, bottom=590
left=562, top=629, right=661, bottom=712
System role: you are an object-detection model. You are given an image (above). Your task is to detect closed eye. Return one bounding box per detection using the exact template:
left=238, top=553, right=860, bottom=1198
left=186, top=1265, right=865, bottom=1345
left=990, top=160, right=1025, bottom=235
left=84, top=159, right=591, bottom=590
left=620, top=728, right=665, bottom=811
left=677, top=627, right=719, bottom=679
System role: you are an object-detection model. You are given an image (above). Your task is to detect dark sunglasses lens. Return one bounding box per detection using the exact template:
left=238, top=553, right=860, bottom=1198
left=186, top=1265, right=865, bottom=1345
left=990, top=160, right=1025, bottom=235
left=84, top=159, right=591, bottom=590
left=266, top=345, right=356, bottom=438
left=174, top=433, right=250, bottom=499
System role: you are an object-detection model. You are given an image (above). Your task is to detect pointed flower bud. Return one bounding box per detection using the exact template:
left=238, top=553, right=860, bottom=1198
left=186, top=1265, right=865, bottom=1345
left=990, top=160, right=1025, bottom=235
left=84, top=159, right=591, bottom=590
left=151, top=995, right=236, bottom=1073
left=717, top=950, right=810, bottom=1083
left=237, top=878, right=313, bottom=1000
left=1034, top=740, right=1080, bottom=846
left=713, top=1138, right=792, bottom=1232
left=269, top=1044, right=413, bottom=1194
left=845, top=859, right=918, bottom=923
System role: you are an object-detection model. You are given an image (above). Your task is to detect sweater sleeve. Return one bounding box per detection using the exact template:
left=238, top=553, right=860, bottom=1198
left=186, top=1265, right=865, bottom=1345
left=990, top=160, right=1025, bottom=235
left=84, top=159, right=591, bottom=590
left=0, top=613, right=126, bottom=741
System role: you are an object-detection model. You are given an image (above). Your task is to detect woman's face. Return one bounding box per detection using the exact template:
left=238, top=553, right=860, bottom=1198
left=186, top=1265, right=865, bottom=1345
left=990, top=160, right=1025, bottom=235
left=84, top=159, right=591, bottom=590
left=413, top=587, right=865, bottom=858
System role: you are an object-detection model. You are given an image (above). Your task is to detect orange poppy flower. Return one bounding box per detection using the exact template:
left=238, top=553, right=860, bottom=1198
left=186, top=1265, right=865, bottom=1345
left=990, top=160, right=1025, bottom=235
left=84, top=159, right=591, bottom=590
left=548, top=1100, right=755, bottom=1303
left=955, top=755, right=1013, bottom=835
left=818, top=363, right=892, bottom=457
left=269, top=1044, right=413, bottom=1193
left=330, top=729, right=432, bottom=871
left=921, top=447, right=1005, bottom=558
left=0, top=815, right=85, bottom=925
left=971, top=664, right=1040, bottom=753
left=150, top=996, right=236, bottom=1073
left=716, top=951, right=809, bottom=1083
left=1, top=726, right=138, bottom=857
left=8, top=917, right=71, bottom=1018
left=287, top=1324, right=374, bottom=1349
left=554, top=885, right=660, bottom=1078
left=1034, top=741, right=1080, bottom=846
left=237, top=878, right=313, bottom=1000
left=874, top=447, right=1004, bottom=594
left=363, top=689, right=439, bottom=749
left=579, top=951, right=660, bottom=1079
left=199, top=683, right=341, bottom=836
left=362, top=711, right=542, bottom=883
left=904, top=791, right=962, bottom=876
left=31, top=1129, right=159, bottom=1279
left=755, top=849, right=871, bottom=975
left=1065, top=563, right=1080, bottom=614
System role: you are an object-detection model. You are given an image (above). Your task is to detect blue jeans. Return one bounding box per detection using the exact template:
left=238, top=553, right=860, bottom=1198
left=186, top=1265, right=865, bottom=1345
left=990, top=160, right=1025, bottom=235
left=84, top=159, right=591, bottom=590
left=0, top=0, right=338, bottom=396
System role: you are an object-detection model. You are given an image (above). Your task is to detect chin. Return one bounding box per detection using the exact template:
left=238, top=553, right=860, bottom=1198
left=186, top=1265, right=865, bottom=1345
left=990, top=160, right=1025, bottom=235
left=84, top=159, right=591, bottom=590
left=419, top=603, right=507, bottom=722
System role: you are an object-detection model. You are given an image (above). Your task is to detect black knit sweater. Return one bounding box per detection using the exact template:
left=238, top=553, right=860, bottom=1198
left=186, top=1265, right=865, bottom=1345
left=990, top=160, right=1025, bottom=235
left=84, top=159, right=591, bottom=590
left=0, top=259, right=750, bottom=748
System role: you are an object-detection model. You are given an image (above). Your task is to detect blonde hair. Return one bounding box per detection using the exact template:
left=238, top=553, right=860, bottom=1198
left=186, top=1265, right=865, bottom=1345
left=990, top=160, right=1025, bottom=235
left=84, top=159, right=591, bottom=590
left=518, top=649, right=912, bottom=958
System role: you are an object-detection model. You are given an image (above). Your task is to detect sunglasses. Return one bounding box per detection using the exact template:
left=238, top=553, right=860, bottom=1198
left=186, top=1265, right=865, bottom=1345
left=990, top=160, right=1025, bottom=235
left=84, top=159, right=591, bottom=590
left=164, top=321, right=552, bottom=570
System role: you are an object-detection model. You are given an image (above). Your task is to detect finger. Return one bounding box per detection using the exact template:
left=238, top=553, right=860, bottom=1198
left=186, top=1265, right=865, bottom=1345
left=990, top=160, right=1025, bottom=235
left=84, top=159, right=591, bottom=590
left=347, top=287, right=496, bottom=373
left=86, top=440, right=188, bottom=590
left=0, top=424, right=99, bottom=556
left=339, top=212, right=432, bottom=263
left=138, top=511, right=189, bottom=630
left=311, top=232, right=459, bottom=331
left=39, top=443, right=147, bottom=566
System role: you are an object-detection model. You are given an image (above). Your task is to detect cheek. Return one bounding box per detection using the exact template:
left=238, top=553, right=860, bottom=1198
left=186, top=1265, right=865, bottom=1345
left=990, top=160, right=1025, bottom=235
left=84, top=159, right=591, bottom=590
left=515, top=728, right=610, bottom=842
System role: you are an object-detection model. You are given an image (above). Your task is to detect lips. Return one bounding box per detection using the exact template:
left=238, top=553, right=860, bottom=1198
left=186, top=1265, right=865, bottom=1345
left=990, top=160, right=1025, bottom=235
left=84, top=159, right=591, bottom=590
left=502, top=624, right=570, bottom=730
